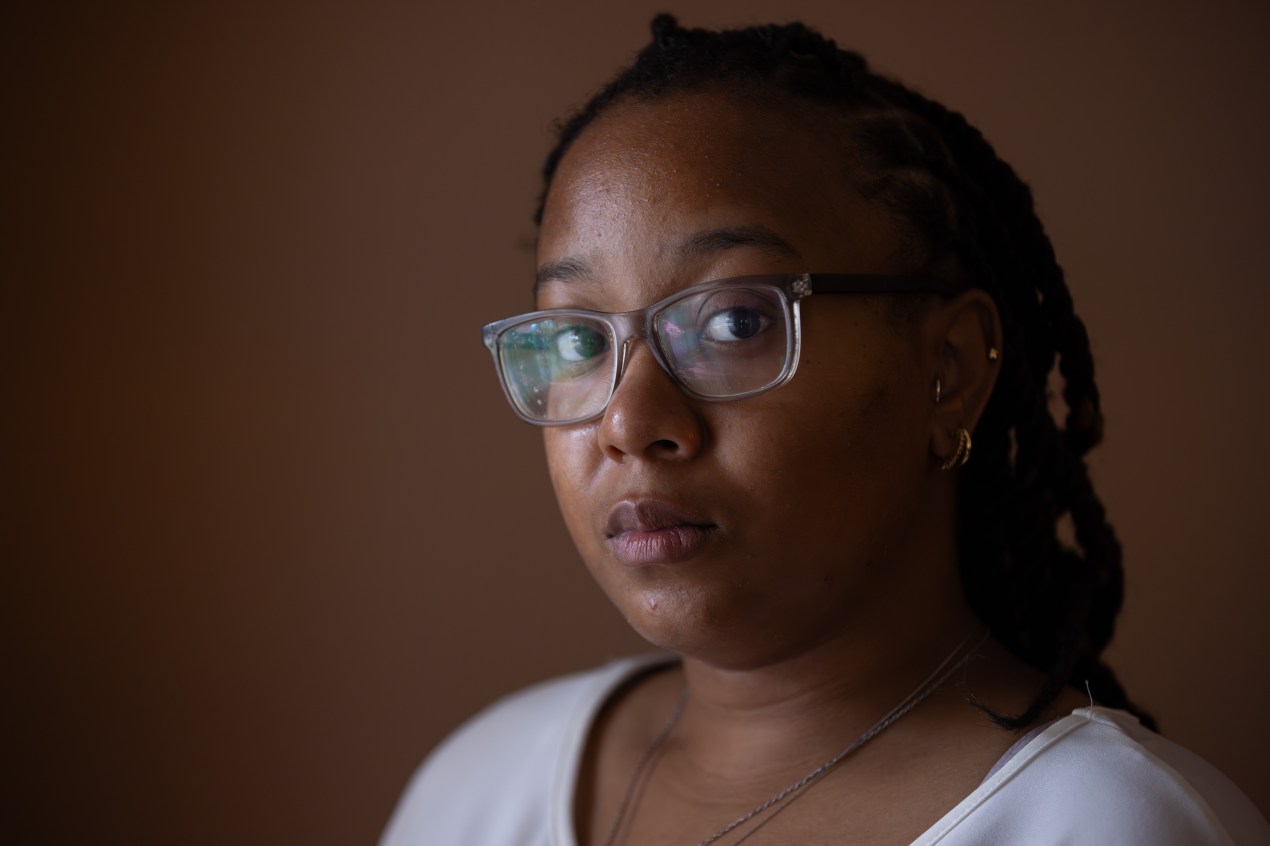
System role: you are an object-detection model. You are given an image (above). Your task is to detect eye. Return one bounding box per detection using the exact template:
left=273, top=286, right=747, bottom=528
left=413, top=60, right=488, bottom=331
left=701, top=306, right=770, bottom=342
left=553, top=324, right=609, bottom=363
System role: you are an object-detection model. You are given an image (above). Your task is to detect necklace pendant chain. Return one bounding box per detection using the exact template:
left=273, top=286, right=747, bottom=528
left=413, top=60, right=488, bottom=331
left=602, top=629, right=991, bottom=846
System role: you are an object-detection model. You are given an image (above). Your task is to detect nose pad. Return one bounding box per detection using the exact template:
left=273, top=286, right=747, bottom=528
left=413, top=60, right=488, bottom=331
left=608, top=333, right=679, bottom=399
left=597, top=337, right=704, bottom=462
left=613, top=334, right=640, bottom=384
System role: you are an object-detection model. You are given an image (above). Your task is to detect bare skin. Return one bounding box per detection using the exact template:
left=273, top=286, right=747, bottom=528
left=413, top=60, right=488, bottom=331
left=577, top=649, right=1088, bottom=846
left=536, top=89, right=1089, bottom=845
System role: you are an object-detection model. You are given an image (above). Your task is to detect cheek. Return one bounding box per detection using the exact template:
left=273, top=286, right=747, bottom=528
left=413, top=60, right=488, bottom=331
left=734, top=341, right=927, bottom=543
left=799, top=312, right=927, bottom=456
left=542, top=426, right=601, bottom=539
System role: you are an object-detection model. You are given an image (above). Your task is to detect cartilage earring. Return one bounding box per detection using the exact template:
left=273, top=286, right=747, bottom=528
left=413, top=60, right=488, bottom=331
left=939, top=426, right=972, bottom=471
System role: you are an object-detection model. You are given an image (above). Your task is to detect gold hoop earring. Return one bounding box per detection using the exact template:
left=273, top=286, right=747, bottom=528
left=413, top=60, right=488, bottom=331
left=933, top=377, right=942, bottom=405
left=939, top=426, right=972, bottom=471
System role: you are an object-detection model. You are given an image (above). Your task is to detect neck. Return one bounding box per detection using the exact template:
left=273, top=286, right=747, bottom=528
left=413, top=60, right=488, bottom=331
left=672, top=600, right=983, bottom=778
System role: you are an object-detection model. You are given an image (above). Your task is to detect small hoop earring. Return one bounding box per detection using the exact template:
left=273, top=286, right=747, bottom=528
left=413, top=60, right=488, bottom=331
left=933, top=378, right=942, bottom=405
left=939, top=426, right=972, bottom=471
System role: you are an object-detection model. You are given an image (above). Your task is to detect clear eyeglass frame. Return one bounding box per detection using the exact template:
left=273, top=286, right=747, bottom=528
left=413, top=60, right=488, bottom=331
left=480, top=272, right=956, bottom=426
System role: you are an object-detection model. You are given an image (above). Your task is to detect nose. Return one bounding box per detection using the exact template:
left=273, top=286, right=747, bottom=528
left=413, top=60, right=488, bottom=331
left=597, top=339, right=705, bottom=462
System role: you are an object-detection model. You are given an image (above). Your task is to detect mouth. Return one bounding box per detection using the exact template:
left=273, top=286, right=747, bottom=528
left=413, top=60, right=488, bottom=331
left=604, top=499, right=718, bottom=566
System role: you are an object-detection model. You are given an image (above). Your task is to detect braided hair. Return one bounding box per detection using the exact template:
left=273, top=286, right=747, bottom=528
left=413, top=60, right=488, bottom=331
left=536, top=15, right=1154, bottom=731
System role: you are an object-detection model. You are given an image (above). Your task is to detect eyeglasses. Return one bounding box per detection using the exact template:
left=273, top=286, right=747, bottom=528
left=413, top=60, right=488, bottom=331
left=481, top=273, right=955, bottom=426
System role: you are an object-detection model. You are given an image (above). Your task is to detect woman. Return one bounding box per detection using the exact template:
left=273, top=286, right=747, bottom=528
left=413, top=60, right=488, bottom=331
left=383, top=16, right=1269, bottom=845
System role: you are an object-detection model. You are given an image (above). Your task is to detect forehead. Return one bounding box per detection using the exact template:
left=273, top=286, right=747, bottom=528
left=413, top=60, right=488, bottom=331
left=537, top=90, right=906, bottom=300
left=545, top=92, right=847, bottom=223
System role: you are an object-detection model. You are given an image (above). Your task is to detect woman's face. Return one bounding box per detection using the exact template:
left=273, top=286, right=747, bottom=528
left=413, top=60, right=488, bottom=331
left=537, top=91, right=947, bottom=669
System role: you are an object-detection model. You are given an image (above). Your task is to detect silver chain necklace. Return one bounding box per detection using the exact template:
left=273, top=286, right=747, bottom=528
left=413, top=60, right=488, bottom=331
left=602, top=629, right=990, bottom=846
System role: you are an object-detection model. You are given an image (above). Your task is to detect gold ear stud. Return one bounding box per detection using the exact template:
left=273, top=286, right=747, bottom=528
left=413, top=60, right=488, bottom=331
left=987, top=347, right=1000, bottom=361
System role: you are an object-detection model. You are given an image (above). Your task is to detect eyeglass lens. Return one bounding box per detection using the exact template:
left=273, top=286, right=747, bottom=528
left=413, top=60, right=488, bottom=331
left=496, top=284, right=792, bottom=423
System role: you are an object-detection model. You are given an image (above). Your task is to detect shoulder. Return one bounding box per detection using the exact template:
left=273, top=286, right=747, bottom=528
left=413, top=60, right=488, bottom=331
left=919, top=708, right=1270, bottom=845
left=378, top=655, right=673, bottom=846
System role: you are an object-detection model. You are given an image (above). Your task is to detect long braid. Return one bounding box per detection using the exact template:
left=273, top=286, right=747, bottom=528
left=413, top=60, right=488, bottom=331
left=867, top=72, right=1154, bottom=729
left=535, top=15, right=1154, bottom=732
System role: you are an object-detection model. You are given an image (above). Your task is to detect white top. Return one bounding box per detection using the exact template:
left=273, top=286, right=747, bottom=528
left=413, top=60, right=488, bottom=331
left=381, top=656, right=1270, bottom=845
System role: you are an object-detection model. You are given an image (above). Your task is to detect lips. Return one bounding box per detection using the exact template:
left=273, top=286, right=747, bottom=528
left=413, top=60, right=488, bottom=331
left=604, top=500, right=717, bottom=566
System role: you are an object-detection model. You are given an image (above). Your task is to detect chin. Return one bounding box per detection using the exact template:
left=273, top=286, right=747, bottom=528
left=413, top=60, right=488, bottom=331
left=615, top=582, right=716, bottom=649
left=612, top=582, right=794, bottom=670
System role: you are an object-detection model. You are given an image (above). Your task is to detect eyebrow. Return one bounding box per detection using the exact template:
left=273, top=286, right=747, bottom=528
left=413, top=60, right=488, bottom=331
left=679, top=225, right=803, bottom=262
left=534, top=256, right=592, bottom=292
left=533, top=224, right=804, bottom=295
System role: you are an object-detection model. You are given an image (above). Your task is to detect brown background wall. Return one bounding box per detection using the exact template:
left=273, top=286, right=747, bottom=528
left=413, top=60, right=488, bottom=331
left=5, top=1, right=1268, bottom=843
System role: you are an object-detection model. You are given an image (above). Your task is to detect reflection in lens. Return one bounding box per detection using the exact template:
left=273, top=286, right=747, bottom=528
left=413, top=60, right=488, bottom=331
left=702, top=306, right=768, bottom=342
left=656, top=286, right=789, bottom=397
left=499, top=317, right=614, bottom=422
left=553, top=323, right=609, bottom=365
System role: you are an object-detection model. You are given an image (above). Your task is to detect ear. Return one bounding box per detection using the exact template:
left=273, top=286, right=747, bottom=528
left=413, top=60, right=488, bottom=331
left=925, top=289, right=1003, bottom=467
